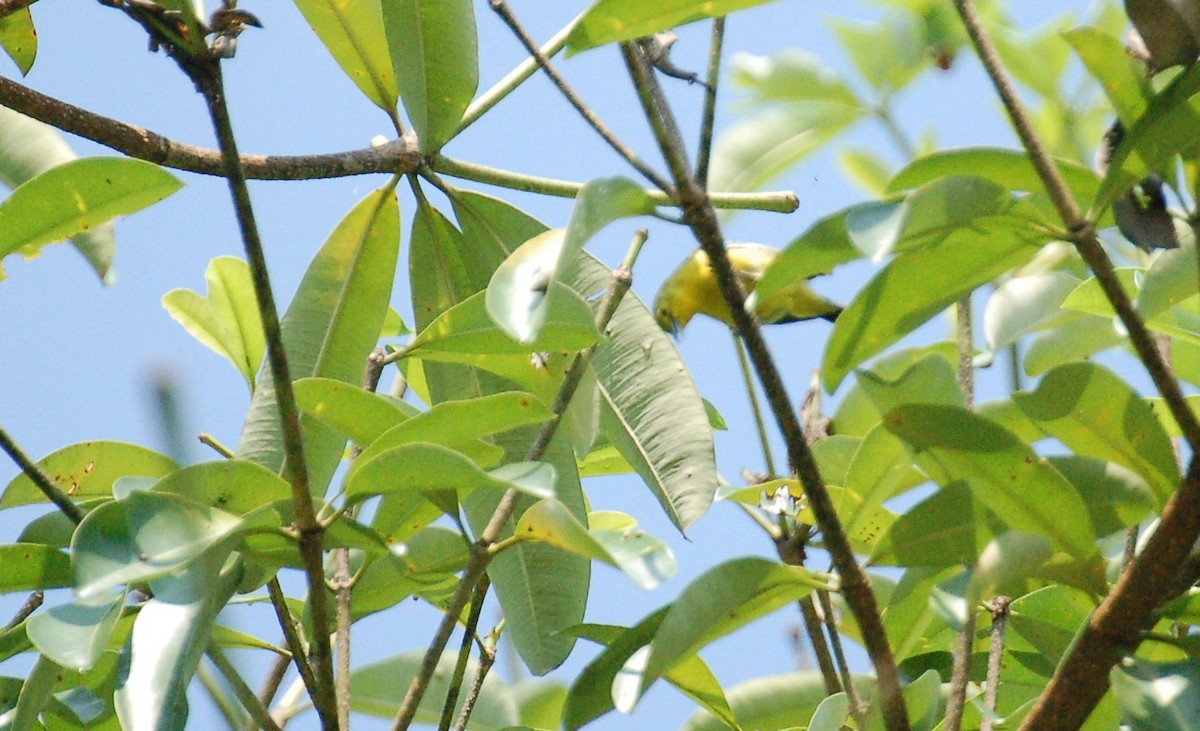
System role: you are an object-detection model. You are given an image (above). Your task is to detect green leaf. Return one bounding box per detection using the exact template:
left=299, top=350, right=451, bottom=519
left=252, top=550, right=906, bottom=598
left=514, top=502, right=675, bottom=589
left=0, top=9, right=37, bottom=75
left=732, top=49, right=861, bottom=106
left=1112, top=658, right=1200, bottom=730
left=294, top=376, right=420, bottom=447
left=114, top=553, right=242, bottom=731
left=72, top=491, right=243, bottom=598
left=347, top=442, right=554, bottom=504
left=431, top=190, right=591, bottom=675
left=513, top=681, right=567, bottom=731
left=11, top=654, right=60, bottom=731
left=824, top=226, right=1040, bottom=390
left=841, top=147, right=893, bottom=196
left=0, top=105, right=116, bottom=282
left=1, top=441, right=177, bottom=509
left=163, top=256, right=265, bottom=391
left=755, top=205, right=871, bottom=308
left=564, top=614, right=736, bottom=730
left=1024, top=315, right=1123, bottom=376
left=0, top=157, right=179, bottom=264
left=887, top=147, right=1100, bottom=209
left=350, top=650, right=518, bottom=728
left=709, top=102, right=863, bottom=193
left=644, top=558, right=826, bottom=685
left=235, top=186, right=400, bottom=499
left=27, top=591, right=125, bottom=671
left=1063, top=27, right=1153, bottom=127
left=349, top=391, right=552, bottom=472
left=871, top=482, right=990, bottom=567
left=1047, top=456, right=1155, bottom=537
left=882, top=404, right=1100, bottom=564
left=1013, top=362, right=1179, bottom=508
left=966, top=531, right=1055, bottom=605
left=570, top=250, right=719, bottom=532
left=567, top=0, right=780, bottom=53
left=487, top=178, right=653, bottom=344
left=150, top=460, right=292, bottom=515
left=383, top=0, right=477, bottom=152
left=292, top=0, right=398, bottom=111
left=847, top=176, right=1019, bottom=261
left=415, top=283, right=600, bottom=354
left=983, top=271, right=1083, bottom=354
left=0, top=543, right=71, bottom=592
left=831, top=11, right=926, bottom=91
left=682, top=672, right=874, bottom=731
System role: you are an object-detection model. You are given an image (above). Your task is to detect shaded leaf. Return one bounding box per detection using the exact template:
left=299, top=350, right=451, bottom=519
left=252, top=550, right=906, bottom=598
left=1013, top=362, right=1178, bottom=508
left=882, top=404, right=1100, bottom=564
left=350, top=650, right=518, bottom=729
left=27, top=591, right=125, bottom=672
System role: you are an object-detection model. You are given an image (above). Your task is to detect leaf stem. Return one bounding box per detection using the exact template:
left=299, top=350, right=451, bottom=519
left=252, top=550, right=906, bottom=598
left=980, top=597, right=1010, bottom=731
left=437, top=575, right=491, bottom=731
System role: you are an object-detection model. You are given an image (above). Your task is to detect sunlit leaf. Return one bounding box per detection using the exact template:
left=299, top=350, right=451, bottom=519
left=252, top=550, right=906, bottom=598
left=0, top=158, right=179, bottom=264
left=27, top=590, right=125, bottom=671
left=0, top=543, right=71, bottom=593
left=567, top=0, right=780, bottom=53
left=292, top=0, right=399, bottom=110
left=383, top=0, right=477, bottom=151
left=0, top=9, right=37, bottom=74
left=350, top=650, right=518, bottom=728
left=1, top=441, right=177, bottom=509
left=236, top=186, right=400, bottom=499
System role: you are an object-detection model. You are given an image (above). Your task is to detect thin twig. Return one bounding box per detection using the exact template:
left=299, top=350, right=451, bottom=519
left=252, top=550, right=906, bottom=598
left=199, top=661, right=247, bottom=729
left=457, top=18, right=578, bottom=134
left=0, top=426, right=84, bottom=524
left=945, top=295, right=976, bottom=729
left=209, top=646, right=286, bottom=731
left=4, top=591, right=43, bottom=631
left=0, top=73, right=420, bottom=179
left=253, top=651, right=292, bottom=731
left=333, top=547, right=353, bottom=731
left=487, top=0, right=675, bottom=193
left=817, top=590, right=866, bottom=726
left=199, top=433, right=236, bottom=459
left=437, top=576, right=491, bottom=731
left=981, top=597, right=1010, bottom=731
left=696, top=17, right=725, bottom=186
left=189, top=54, right=337, bottom=729
left=950, top=2, right=1200, bottom=728
left=389, top=232, right=648, bottom=731
left=733, top=334, right=777, bottom=478
left=944, top=607, right=977, bottom=731
left=266, top=578, right=319, bottom=723
left=620, top=40, right=910, bottom=731
left=798, top=596, right=841, bottom=695
left=453, top=622, right=498, bottom=731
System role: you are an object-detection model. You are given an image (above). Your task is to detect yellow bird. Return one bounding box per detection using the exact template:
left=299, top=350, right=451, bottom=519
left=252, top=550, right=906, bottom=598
left=653, top=243, right=842, bottom=335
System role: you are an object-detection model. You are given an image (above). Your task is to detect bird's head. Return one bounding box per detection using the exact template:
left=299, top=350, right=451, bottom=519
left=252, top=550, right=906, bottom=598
left=654, top=291, right=689, bottom=336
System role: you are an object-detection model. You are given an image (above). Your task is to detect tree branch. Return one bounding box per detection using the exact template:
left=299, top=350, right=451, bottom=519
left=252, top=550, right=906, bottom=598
left=949, top=2, right=1200, bottom=728
left=619, top=41, right=910, bottom=731
left=0, top=425, right=85, bottom=524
